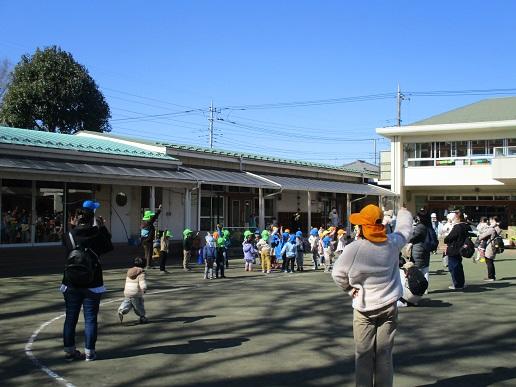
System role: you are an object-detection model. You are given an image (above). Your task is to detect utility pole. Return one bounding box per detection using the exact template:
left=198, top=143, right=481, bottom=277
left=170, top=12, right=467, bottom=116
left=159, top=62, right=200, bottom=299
left=208, top=100, right=214, bottom=149
left=396, top=84, right=406, bottom=127
left=373, top=138, right=377, bottom=165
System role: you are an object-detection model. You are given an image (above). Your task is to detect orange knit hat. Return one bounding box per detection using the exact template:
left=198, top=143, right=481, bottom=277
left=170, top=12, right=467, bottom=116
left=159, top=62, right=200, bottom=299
left=349, top=204, right=387, bottom=243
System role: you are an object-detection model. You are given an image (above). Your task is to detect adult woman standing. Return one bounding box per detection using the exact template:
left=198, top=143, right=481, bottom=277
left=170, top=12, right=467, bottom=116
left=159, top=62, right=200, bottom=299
left=408, top=209, right=433, bottom=284
left=443, top=210, right=469, bottom=290
left=61, top=200, right=113, bottom=361
left=332, top=205, right=413, bottom=387
left=477, top=216, right=502, bottom=282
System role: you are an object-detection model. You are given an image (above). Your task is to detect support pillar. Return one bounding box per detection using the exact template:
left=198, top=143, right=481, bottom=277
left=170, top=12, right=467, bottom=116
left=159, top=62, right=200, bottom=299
left=346, top=193, right=352, bottom=235
left=307, top=191, right=312, bottom=230
left=184, top=188, right=191, bottom=229
left=258, top=188, right=265, bottom=230
left=150, top=186, right=156, bottom=211
left=197, top=185, right=202, bottom=231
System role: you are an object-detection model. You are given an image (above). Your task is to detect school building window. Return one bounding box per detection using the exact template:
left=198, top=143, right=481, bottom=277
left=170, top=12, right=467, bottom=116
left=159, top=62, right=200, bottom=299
left=200, top=196, right=224, bottom=231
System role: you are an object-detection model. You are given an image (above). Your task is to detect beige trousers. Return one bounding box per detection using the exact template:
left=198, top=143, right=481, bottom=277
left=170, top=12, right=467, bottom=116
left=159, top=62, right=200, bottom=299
left=260, top=250, right=271, bottom=272
left=183, top=250, right=191, bottom=269
left=353, top=302, right=397, bottom=387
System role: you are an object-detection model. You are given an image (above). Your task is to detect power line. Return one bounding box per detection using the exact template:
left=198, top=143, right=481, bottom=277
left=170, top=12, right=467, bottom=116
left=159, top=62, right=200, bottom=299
left=221, top=92, right=396, bottom=111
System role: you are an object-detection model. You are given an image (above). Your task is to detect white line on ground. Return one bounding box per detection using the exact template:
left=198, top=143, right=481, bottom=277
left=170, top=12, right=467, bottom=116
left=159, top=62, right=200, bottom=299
left=23, top=272, right=295, bottom=386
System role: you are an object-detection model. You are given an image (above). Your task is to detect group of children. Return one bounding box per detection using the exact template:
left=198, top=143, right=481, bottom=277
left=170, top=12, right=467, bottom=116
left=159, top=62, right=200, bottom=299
left=118, top=221, right=353, bottom=324
left=241, top=225, right=351, bottom=274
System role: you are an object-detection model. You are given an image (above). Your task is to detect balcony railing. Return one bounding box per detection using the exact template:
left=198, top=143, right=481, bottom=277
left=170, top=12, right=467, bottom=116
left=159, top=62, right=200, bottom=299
left=494, top=146, right=516, bottom=158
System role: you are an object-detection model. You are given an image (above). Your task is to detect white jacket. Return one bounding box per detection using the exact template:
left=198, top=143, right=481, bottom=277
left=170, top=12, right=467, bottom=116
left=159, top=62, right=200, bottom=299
left=332, top=208, right=413, bottom=312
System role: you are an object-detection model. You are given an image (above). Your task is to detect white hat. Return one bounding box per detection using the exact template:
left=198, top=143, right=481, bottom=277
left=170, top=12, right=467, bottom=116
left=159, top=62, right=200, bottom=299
left=431, top=213, right=437, bottom=218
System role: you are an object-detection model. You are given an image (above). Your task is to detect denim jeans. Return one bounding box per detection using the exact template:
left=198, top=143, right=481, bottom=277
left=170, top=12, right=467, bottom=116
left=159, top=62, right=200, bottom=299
left=447, top=255, right=465, bottom=288
left=63, top=288, right=102, bottom=351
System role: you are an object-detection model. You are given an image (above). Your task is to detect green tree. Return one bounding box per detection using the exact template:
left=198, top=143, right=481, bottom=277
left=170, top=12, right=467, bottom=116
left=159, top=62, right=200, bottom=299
left=0, top=58, right=12, bottom=102
left=0, top=46, right=111, bottom=133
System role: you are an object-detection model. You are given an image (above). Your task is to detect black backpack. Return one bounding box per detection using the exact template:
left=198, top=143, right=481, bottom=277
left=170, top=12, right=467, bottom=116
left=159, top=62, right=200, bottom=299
left=405, top=266, right=428, bottom=296
left=460, top=237, right=475, bottom=258
left=423, top=226, right=439, bottom=252
left=491, top=233, right=505, bottom=255
left=64, top=232, right=98, bottom=288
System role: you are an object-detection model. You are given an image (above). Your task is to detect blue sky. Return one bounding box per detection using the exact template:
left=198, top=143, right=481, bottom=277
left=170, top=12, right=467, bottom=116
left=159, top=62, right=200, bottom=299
left=1, top=1, right=516, bottom=165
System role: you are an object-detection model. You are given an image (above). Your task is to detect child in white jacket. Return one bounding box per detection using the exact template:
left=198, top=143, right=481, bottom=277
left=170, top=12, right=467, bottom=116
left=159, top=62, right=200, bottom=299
left=118, top=257, right=148, bottom=324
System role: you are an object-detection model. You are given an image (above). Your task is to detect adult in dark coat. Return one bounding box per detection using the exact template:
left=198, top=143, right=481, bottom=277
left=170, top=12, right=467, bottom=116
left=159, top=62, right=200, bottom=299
left=409, top=209, right=433, bottom=285
left=444, top=210, right=470, bottom=290
left=140, top=204, right=162, bottom=268
left=62, top=200, right=113, bottom=361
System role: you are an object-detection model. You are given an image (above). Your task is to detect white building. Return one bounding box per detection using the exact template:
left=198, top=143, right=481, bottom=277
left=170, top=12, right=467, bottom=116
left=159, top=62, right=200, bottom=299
left=377, top=97, right=516, bottom=227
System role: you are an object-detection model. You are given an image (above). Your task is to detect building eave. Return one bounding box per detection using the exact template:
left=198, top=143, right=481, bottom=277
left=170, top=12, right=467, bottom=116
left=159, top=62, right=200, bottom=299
left=376, top=119, right=516, bottom=138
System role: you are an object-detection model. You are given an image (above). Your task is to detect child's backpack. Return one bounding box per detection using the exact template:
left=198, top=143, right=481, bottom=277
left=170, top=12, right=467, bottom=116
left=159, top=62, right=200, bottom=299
left=64, top=232, right=98, bottom=288
left=404, top=266, right=428, bottom=296
left=302, top=238, right=311, bottom=253
left=491, top=233, right=505, bottom=255
left=423, top=226, right=439, bottom=252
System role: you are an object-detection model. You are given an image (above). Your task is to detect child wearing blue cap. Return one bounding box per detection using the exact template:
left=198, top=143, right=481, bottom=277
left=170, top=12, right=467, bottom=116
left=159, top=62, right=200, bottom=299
left=308, top=228, right=320, bottom=270
left=295, top=231, right=305, bottom=271
left=281, top=234, right=297, bottom=273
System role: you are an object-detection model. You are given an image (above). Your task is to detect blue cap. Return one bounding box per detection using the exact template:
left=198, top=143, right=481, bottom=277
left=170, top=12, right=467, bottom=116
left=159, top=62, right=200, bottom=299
left=310, top=228, right=318, bottom=236
left=254, top=229, right=261, bottom=235
left=289, top=235, right=296, bottom=243
left=83, top=200, right=100, bottom=212
left=295, top=231, right=303, bottom=237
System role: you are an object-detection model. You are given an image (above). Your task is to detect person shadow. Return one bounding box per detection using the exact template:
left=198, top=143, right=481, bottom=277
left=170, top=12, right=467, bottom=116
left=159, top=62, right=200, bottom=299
left=101, top=337, right=250, bottom=360
left=123, top=315, right=216, bottom=326
left=415, top=366, right=516, bottom=386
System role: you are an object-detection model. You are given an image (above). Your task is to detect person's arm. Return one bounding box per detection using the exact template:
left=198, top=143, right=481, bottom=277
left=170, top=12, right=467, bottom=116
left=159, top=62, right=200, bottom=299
left=444, top=225, right=458, bottom=244
left=139, top=272, right=147, bottom=293
left=331, top=244, right=358, bottom=296
left=478, top=227, right=494, bottom=241
left=281, top=244, right=287, bottom=255
left=389, top=208, right=413, bottom=250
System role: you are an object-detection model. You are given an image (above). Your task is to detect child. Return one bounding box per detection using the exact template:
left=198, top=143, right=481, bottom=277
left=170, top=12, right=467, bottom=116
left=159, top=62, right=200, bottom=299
left=202, top=235, right=216, bottom=279
left=257, top=230, right=272, bottom=273
left=270, top=226, right=281, bottom=269
left=243, top=231, right=257, bottom=271
left=322, top=231, right=333, bottom=272
left=335, top=229, right=347, bottom=258
left=308, top=228, right=320, bottom=270
left=159, top=230, right=171, bottom=274
left=295, top=231, right=305, bottom=271
left=118, top=257, right=148, bottom=324
left=222, top=229, right=231, bottom=269
left=281, top=234, right=297, bottom=273
left=280, top=231, right=290, bottom=272
left=215, top=237, right=226, bottom=278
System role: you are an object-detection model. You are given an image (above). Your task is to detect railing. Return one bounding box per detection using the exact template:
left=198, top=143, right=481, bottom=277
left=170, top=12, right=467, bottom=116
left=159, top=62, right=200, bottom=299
left=494, top=146, right=516, bottom=158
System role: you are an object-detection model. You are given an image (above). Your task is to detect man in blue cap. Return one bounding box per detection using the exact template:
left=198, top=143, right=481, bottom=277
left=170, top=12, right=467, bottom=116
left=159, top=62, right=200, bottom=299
left=62, top=200, right=113, bottom=361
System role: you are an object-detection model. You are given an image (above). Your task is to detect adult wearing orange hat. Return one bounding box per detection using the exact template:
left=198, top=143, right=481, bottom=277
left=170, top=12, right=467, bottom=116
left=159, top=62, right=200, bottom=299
left=332, top=204, right=413, bottom=387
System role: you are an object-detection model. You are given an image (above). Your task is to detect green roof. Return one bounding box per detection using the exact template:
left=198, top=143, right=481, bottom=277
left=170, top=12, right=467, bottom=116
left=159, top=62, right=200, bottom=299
left=82, top=131, right=362, bottom=174
left=0, top=126, right=177, bottom=161
left=411, top=96, right=516, bottom=126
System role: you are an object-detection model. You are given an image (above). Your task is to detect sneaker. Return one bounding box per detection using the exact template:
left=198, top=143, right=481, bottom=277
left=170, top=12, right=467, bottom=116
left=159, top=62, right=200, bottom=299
left=139, top=316, right=148, bottom=324
left=65, top=350, right=85, bottom=361
left=85, top=351, right=97, bottom=362
left=448, top=285, right=457, bottom=290
left=483, top=278, right=495, bottom=282
left=266, top=270, right=271, bottom=274
left=118, top=311, right=124, bottom=323
left=284, top=270, right=288, bottom=273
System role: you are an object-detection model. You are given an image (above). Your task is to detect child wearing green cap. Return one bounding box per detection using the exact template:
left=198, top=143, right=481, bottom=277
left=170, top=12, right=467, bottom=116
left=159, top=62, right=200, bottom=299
left=215, top=237, right=226, bottom=278
left=182, top=228, right=194, bottom=271
left=159, top=230, right=172, bottom=273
